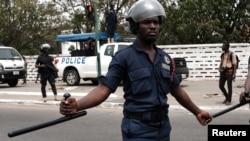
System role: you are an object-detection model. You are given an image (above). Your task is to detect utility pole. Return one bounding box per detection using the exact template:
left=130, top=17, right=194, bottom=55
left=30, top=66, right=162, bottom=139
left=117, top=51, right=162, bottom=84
left=93, top=1, right=101, bottom=81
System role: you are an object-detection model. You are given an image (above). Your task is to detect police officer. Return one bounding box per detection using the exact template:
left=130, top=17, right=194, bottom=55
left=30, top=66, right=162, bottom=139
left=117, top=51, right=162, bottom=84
left=105, top=2, right=117, bottom=43
left=59, top=0, right=212, bottom=140
left=35, top=43, right=58, bottom=102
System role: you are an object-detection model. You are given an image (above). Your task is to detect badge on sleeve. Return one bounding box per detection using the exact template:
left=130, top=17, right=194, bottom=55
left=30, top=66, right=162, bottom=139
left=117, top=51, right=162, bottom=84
left=164, top=55, right=171, bottom=64
left=162, top=55, right=171, bottom=71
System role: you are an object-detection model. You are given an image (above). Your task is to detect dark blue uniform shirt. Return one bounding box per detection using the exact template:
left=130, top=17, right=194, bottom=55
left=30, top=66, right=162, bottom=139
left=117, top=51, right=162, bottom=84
left=99, top=41, right=180, bottom=113
left=106, top=9, right=117, bottom=26
left=35, top=54, right=55, bottom=73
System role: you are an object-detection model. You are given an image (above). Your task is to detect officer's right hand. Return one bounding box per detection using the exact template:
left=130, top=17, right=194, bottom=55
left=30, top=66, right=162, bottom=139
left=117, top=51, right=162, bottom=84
left=60, top=97, right=77, bottom=115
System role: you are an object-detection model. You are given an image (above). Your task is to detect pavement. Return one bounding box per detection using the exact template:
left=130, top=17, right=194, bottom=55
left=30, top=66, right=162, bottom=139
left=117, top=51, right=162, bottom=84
left=0, top=79, right=250, bottom=112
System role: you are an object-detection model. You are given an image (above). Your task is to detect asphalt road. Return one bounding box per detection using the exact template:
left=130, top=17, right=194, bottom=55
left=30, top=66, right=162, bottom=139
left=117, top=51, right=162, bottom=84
left=0, top=79, right=250, bottom=141
left=1, top=104, right=249, bottom=141
left=0, top=79, right=249, bottom=110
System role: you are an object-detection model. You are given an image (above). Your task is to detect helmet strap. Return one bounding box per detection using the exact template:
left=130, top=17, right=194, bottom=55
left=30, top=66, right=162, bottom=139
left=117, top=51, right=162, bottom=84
left=128, top=18, right=138, bottom=35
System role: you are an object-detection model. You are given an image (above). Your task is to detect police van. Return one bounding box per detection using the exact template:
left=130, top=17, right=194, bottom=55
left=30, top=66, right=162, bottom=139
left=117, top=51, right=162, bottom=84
left=54, top=42, right=131, bottom=86
left=0, top=45, right=26, bottom=87
left=54, top=42, right=189, bottom=86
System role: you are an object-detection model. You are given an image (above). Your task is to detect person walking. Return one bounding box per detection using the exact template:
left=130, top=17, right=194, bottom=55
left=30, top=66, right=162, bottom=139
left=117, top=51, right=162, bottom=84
left=59, top=0, right=212, bottom=141
left=35, top=43, right=58, bottom=102
left=219, top=42, right=237, bottom=105
left=105, top=2, right=117, bottom=43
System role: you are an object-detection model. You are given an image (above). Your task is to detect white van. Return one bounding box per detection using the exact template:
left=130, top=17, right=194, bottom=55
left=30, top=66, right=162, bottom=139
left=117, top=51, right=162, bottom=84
left=0, top=45, right=26, bottom=87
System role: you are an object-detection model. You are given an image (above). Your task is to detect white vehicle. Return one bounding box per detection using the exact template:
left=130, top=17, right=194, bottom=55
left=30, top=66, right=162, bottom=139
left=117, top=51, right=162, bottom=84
left=54, top=42, right=189, bottom=86
left=0, top=45, right=26, bottom=87
left=54, top=42, right=132, bottom=85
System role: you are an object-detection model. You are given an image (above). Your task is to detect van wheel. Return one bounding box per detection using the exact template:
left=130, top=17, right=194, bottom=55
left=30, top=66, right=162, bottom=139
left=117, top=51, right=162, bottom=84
left=65, top=69, right=80, bottom=86
left=8, top=79, right=18, bottom=87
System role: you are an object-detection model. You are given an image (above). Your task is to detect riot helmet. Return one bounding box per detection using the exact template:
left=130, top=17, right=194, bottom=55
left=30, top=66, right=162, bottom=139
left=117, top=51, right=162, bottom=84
left=40, top=43, right=51, bottom=50
left=125, top=0, right=166, bottom=34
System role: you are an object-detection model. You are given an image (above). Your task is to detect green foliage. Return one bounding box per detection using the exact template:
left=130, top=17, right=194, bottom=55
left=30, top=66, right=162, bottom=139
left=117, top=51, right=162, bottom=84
left=0, top=0, right=249, bottom=53
left=0, top=0, right=71, bottom=55
left=158, top=0, right=250, bottom=44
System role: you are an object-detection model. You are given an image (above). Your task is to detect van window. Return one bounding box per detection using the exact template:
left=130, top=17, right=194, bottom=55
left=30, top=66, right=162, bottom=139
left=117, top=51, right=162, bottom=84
left=104, top=45, right=115, bottom=56
left=0, top=48, right=22, bottom=60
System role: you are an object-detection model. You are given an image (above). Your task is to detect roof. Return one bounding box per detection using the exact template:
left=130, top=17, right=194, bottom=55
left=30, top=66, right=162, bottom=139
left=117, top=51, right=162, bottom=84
left=0, top=45, right=14, bottom=49
left=55, top=32, right=122, bottom=42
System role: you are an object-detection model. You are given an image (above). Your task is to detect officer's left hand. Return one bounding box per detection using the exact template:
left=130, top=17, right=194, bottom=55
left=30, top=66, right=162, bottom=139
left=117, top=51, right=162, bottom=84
left=196, top=111, right=212, bottom=126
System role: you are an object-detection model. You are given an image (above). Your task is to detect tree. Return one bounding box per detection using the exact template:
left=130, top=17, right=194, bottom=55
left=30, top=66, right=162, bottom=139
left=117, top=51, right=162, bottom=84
left=53, top=0, right=135, bottom=42
left=1, top=0, right=248, bottom=51
left=158, top=0, right=250, bottom=44
left=0, top=0, right=136, bottom=55
left=0, top=0, right=70, bottom=55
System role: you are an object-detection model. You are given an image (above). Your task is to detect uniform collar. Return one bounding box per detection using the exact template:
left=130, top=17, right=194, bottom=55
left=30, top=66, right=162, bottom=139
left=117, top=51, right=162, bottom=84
left=132, top=40, right=162, bottom=54
left=132, top=41, right=165, bottom=64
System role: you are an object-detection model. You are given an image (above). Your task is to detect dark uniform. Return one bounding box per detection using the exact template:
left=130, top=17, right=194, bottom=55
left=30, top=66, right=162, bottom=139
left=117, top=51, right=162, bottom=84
left=106, top=6, right=117, bottom=39
left=99, top=41, right=180, bottom=141
left=35, top=54, right=57, bottom=98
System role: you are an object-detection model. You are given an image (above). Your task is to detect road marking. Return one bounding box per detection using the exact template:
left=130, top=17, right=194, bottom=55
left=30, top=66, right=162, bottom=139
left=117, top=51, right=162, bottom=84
left=0, top=99, right=249, bottom=111
left=0, top=91, right=118, bottom=98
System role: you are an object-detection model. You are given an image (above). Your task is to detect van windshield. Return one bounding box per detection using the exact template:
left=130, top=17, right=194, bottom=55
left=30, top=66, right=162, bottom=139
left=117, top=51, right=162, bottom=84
left=0, top=48, right=22, bottom=60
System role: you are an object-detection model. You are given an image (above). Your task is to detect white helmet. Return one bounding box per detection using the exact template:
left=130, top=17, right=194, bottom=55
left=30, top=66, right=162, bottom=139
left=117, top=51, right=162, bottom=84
left=40, top=43, right=51, bottom=50
left=126, top=0, right=166, bottom=23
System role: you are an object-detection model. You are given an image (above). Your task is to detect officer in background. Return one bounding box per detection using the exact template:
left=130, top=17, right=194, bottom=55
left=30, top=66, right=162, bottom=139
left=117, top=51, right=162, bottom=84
left=59, top=0, right=212, bottom=140
left=35, top=43, right=58, bottom=102
left=105, top=2, right=117, bottom=43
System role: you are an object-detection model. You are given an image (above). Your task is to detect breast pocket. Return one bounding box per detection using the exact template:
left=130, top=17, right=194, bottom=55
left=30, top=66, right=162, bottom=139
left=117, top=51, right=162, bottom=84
left=159, top=68, right=171, bottom=94
left=128, top=68, right=152, bottom=95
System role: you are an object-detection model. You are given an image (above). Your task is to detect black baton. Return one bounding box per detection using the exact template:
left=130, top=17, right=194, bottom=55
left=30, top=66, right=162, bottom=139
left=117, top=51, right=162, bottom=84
left=8, top=93, right=87, bottom=138
left=212, top=101, right=250, bottom=118
left=8, top=110, right=87, bottom=138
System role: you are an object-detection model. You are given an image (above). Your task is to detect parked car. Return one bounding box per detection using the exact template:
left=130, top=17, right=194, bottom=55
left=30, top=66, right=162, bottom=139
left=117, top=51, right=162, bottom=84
left=0, top=45, right=26, bottom=87
left=173, top=57, right=189, bottom=83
